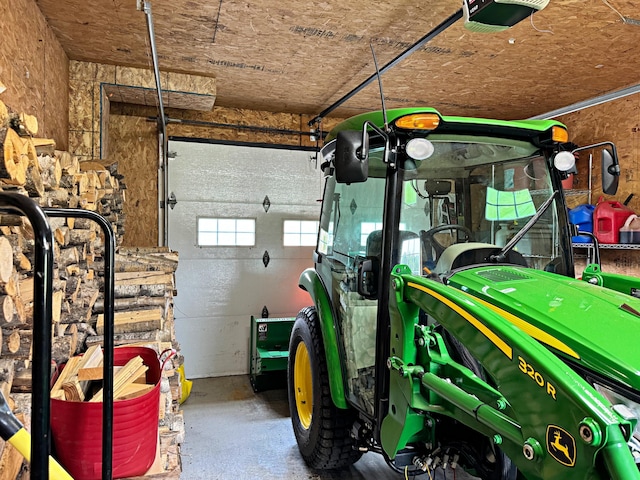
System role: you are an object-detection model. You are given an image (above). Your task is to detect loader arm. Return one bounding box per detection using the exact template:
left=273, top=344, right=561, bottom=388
left=581, top=263, right=640, bottom=299
left=381, top=265, right=640, bottom=480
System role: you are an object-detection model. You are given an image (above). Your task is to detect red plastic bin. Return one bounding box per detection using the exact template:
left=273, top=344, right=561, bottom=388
left=50, top=346, right=161, bottom=480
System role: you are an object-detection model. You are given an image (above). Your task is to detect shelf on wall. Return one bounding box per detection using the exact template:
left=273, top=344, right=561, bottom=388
left=565, top=189, right=590, bottom=197
left=572, top=243, right=640, bottom=250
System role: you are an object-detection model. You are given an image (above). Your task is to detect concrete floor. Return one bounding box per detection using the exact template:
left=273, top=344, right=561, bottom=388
left=180, top=376, right=479, bottom=480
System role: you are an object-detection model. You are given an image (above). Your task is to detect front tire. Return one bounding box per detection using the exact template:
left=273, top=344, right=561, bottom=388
left=287, top=306, right=362, bottom=469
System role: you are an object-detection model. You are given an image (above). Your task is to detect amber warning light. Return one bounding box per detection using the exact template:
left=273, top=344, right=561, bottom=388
left=394, top=114, right=441, bottom=131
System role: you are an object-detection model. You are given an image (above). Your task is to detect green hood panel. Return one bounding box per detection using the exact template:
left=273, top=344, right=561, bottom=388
left=447, top=266, right=640, bottom=390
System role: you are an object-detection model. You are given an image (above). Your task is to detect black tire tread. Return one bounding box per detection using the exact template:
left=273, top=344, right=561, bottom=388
left=288, top=306, right=362, bottom=469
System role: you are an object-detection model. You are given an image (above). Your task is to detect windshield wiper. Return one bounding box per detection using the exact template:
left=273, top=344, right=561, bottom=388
left=489, top=190, right=558, bottom=263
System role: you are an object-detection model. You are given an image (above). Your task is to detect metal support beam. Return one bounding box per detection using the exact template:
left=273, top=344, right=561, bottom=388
left=530, top=82, right=640, bottom=120
left=156, top=116, right=327, bottom=138
left=140, top=0, right=169, bottom=246
left=142, top=1, right=166, bottom=138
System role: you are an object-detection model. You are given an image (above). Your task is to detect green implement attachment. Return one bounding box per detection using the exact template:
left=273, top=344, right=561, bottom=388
left=249, top=316, right=295, bottom=392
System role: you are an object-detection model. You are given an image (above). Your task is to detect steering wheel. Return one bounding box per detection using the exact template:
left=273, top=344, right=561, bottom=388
left=420, top=225, right=474, bottom=264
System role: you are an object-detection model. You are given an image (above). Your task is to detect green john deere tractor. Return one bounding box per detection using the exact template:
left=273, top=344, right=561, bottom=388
left=287, top=107, right=640, bottom=480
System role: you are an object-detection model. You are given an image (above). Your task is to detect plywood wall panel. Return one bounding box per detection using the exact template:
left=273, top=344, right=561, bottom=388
left=69, top=80, right=94, bottom=131
left=42, top=21, right=69, bottom=146
left=70, top=61, right=96, bottom=82
left=69, top=61, right=217, bottom=159
left=574, top=250, right=640, bottom=278
left=0, top=0, right=68, bottom=148
left=115, top=66, right=158, bottom=90
left=101, top=86, right=111, bottom=160
left=559, top=95, right=640, bottom=213
left=96, top=64, right=117, bottom=84
left=559, top=93, right=640, bottom=276
left=69, top=130, right=93, bottom=158
left=108, top=114, right=158, bottom=247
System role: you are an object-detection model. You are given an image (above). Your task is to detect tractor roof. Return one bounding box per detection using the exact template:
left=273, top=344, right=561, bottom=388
left=325, top=108, right=566, bottom=142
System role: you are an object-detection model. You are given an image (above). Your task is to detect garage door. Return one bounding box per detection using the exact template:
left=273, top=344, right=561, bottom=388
left=168, top=139, right=323, bottom=378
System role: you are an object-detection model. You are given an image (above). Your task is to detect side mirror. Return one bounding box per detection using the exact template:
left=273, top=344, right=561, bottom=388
left=425, top=179, right=452, bottom=196
left=564, top=141, right=621, bottom=195
left=319, top=139, right=336, bottom=177
left=357, top=257, right=379, bottom=299
left=602, top=148, right=620, bottom=195
left=334, top=130, right=368, bottom=183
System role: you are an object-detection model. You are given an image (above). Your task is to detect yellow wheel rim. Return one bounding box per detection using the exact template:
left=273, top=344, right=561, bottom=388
left=294, top=341, right=313, bottom=430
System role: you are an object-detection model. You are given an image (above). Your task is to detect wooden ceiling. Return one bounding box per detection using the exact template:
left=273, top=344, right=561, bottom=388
left=35, top=0, right=640, bottom=123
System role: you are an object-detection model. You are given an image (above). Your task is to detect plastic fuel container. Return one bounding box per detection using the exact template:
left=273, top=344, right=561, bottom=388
left=569, top=204, right=595, bottom=243
left=594, top=200, right=634, bottom=244
left=619, top=214, right=640, bottom=244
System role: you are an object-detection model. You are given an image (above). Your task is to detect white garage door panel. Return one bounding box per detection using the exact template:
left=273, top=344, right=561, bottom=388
left=168, top=140, right=322, bottom=378
left=174, top=257, right=313, bottom=318
left=170, top=142, right=321, bottom=205
left=177, top=315, right=251, bottom=377
left=168, top=200, right=320, bottom=259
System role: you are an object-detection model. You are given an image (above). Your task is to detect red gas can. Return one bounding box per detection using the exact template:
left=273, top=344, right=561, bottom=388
left=594, top=199, right=634, bottom=244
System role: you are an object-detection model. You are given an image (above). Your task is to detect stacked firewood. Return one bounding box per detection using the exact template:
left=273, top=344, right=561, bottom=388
left=102, top=247, right=184, bottom=476
left=1, top=98, right=126, bottom=239
left=0, top=98, right=183, bottom=478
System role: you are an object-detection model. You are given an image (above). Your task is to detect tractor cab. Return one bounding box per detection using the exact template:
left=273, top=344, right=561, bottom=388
left=314, top=109, right=582, bottom=417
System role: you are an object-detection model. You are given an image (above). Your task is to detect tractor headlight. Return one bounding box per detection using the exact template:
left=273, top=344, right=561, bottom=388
left=406, top=138, right=435, bottom=161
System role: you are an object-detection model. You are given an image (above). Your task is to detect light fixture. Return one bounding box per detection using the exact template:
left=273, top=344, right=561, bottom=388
left=553, top=151, right=576, bottom=171
left=395, top=113, right=440, bottom=130
left=406, top=138, right=435, bottom=160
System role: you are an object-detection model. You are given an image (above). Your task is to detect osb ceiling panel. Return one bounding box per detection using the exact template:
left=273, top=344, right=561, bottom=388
left=35, top=0, right=640, bottom=123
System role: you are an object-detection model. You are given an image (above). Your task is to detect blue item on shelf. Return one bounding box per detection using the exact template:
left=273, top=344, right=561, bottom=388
left=569, top=204, right=595, bottom=243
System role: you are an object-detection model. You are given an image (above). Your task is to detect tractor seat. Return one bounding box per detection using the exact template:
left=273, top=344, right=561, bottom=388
left=365, top=230, right=419, bottom=260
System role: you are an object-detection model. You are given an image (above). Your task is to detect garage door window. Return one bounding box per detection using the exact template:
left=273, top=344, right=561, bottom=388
left=197, top=218, right=256, bottom=246
left=284, top=220, right=319, bottom=246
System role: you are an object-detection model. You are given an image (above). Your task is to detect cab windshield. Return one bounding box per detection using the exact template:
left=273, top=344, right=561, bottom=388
left=393, top=136, right=567, bottom=275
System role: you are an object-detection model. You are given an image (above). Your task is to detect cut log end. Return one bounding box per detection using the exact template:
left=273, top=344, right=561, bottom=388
left=0, top=128, right=26, bottom=185
left=0, top=236, right=13, bottom=283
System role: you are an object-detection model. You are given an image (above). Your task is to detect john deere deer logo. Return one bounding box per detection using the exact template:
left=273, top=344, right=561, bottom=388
left=546, top=425, right=576, bottom=467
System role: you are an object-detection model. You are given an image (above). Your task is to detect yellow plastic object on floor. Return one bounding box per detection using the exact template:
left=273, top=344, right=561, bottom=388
left=179, top=364, right=193, bottom=404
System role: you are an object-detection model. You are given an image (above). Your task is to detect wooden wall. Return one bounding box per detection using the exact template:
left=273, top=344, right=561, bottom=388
left=68, top=61, right=217, bottom=162
left=559, top=95, right=640, bottom=276
left=108, top=113, right=159, bottom=247
left=68, top=59, right=341, bottom=247
left=0, top=0, right=69, bottom=148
